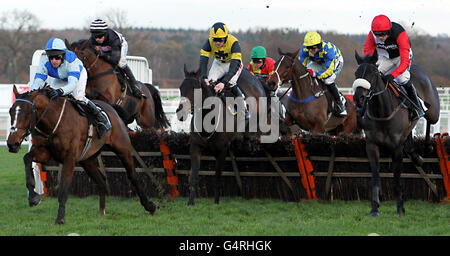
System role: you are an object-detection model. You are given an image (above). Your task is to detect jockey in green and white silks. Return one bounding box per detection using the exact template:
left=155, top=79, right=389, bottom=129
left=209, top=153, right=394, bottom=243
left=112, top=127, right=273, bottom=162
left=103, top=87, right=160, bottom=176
left=31, top=38, right=111, bottom=138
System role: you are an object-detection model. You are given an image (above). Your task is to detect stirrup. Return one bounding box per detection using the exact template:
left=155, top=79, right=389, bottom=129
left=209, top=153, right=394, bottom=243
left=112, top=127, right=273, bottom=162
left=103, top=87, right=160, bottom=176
left=339, top=109, right=348, bottom=117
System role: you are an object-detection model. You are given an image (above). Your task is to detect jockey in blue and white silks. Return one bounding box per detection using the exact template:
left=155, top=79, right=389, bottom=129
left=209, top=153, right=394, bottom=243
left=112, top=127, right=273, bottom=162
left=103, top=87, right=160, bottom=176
left=31, top=38, right=88, bottom=104
left=31, top=38, right=111, bottom=138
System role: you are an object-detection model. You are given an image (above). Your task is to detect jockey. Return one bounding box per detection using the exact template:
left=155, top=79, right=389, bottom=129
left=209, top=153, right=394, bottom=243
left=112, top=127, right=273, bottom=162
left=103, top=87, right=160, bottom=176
left=199, top=22, right=250, bottom=119
left=31, top=38, right=111, bottom=139
left=299, top=32, right=346, bottom=117
left=364, top=14, right=424, bottom=120
left=247, top=46, right=275, bottom=82
left=88, top=19, right=144, bottom=99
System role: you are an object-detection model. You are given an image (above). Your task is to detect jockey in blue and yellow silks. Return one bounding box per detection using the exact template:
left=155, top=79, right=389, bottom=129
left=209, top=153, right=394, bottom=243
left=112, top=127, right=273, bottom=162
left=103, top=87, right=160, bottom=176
left=299, top=32, right=346, bottom=116
left=31, top=38, right=111, bottom=138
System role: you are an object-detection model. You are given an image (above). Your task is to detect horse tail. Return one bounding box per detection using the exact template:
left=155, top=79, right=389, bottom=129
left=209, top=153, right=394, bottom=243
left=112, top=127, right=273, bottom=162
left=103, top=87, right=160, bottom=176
left=145, top=83, right=171, bottom=129
left=111, top=104, right=134, bottom=125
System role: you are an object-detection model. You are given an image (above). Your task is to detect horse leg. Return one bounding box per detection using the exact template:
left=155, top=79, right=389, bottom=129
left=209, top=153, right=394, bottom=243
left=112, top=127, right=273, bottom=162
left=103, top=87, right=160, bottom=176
left=55, top=157, right=76, bottom=224
left=392, top=147, right=405, bottom=216
left=405, top=133, right=424, bottom=166
left=366, top=142, right=381, bottom=217
left=136, top=99, right=156, bottom=129
left=79, top=157, right=107, bottom=216
left=424, top=121, right=433, bottom=153
left=23, top=151, right=41, bottom=207
left=116, top=149, right=156, bottom=215
left=188, top=146, right=202, bottom=206
left=214, top=150, right=227, bottom=204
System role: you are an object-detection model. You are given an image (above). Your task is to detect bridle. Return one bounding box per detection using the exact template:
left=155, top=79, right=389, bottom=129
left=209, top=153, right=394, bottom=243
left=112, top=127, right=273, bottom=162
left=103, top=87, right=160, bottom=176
left=78, top=48, right=100, bottom=73
left=273, top=54, right=318, bottom=101
left=180, top=77, right=223, bottom=141
left=357, top=63, right=403, bottom=121
left=10, top=95, right=67, bottom=141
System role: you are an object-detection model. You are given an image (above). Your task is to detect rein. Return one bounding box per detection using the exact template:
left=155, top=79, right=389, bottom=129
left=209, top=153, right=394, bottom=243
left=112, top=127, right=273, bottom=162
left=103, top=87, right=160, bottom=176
left=13, top=97, right=67, bottom=140
left=275, top=54, right=320, bottom=103
left=83, top=52, right=100, bottom=72
left=362, top=67, right=404, bottom=121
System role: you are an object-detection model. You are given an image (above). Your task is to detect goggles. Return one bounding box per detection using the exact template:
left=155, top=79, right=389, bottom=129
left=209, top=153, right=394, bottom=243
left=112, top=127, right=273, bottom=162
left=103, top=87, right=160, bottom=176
left=252, top=58, right=264, bottom=64
left=93, top=33, right=106, bottom=39
left=212, top=37, right=225, bottom=43
left=306, top=44, right=321, bottom=50
left=49, top=55, right=63, bottom=60
left=373, top=30, right=389, bottom=37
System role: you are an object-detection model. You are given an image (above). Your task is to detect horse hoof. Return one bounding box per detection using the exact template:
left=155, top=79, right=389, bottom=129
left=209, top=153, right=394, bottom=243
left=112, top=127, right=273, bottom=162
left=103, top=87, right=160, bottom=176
left=146, top=202, right=156, bottom=215
left=55, top=218, right=65, bottom=225
left=369, top=211, right=380, bottom=217
left=28, top=195, right=42, bottom=207
left=397, top=208, right=405, bottom=216
left=187, top=200, right=195, bottom=206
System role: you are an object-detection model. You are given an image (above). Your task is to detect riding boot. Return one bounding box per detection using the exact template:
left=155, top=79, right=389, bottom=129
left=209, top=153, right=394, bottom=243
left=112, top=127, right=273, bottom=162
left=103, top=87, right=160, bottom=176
left=85, top=100, right=112, bottom=139
left=231, top=85, right=251, bottom=120
left=403, top=80, right=425, bottom=121
left=122, top=65, right=145, bottom=99
left=328, top=82, right=347, bottom=117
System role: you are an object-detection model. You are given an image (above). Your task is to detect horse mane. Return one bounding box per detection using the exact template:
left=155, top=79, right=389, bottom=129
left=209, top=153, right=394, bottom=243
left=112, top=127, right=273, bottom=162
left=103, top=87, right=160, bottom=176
left=70, top=39, right=89, bottom=50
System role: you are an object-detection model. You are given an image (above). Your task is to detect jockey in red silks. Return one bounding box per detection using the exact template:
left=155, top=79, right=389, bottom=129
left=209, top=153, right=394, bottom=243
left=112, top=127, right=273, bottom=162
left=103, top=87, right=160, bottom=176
left=247, top=46, right=275, bottom=81
left=364, top=14, right=424, bottom=120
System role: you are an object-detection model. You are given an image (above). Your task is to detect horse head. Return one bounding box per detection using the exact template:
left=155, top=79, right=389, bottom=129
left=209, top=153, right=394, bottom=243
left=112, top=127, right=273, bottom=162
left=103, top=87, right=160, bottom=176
left=7, top=85, right=42, bottom=152
left=267, top=47, right=301, bottom=91
left=70, top=39, right=100, bottom=73
left=176, top=64, right=205, bottom=121
left=7, top=85, right=60, bottom=152
left=352, top=51, right=381, bottom=109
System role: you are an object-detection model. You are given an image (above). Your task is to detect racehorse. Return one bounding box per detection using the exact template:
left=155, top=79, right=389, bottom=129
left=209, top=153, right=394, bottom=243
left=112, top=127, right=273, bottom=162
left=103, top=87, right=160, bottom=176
left=267, top=48, right=357, bottom=134
left=352, top=51, right=440, bottom=216
left=176, top=66, right=240, bottom=205
left=67, top=39, right=170, bottom=130
left=7, top=85, right=156, bottom=224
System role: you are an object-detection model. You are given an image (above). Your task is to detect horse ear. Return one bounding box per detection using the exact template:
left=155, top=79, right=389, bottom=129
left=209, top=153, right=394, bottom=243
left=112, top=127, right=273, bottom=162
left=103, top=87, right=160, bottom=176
left=64, top=39, right=72, bottom=51
left=369, top=50, right=378, bottom=64
left=81, top=40, right=89, bottom=50
left=183, top=64, right=188, bottom=76
left=355, top=50, right=363, bottom=65
left=12, top=84, right=19, bottom=97
left=195, top=68, right=201, bottom=78
left=293, top=47, right=301, bottom=57
left=278, top=47, right=286, bottom=56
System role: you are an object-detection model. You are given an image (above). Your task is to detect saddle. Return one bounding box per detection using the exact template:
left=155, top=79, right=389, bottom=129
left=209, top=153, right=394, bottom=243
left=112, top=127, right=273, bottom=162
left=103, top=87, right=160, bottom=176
left=385, top=81, right=429, bottom=120
left=309, top=78, right=346, bottom=118
left=68, top=96, right=111, bottom=132
left=68, top=96, right=97, bottom=125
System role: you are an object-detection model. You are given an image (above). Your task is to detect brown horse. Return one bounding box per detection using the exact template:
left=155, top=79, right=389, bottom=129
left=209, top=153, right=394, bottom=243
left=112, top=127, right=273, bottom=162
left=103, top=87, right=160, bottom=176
left=7, top=85, right=156, bottom=224
left=267, top=48, right=357, bottom=134
left=67, top=39, right=169, bottom=130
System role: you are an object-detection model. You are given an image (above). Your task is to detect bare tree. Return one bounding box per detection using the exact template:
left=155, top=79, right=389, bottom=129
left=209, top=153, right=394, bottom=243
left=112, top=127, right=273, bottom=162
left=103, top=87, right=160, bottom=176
left=0, top=9, right=40, bottom=82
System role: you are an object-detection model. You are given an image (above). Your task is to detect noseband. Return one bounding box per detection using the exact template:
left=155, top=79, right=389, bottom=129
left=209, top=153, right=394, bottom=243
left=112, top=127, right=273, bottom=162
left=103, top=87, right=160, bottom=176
left=11, top=96, right=67, bottom=140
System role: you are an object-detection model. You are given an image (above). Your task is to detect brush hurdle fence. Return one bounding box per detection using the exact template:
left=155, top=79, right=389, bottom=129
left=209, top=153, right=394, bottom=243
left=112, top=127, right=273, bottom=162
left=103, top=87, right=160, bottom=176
left=39, top=131, right=450, bottom=202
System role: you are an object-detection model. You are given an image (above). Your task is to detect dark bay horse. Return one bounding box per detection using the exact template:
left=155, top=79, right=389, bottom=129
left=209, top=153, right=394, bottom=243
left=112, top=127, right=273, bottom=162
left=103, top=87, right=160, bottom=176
left=176, top=66, right=245, bottom=205
left=267, top=48, right=357, bottom=134
left=67, top=39, right=169, bottom=130
left=352, top=52, right=440, bottom=216
left=7, top=85, right=156, bottom=224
